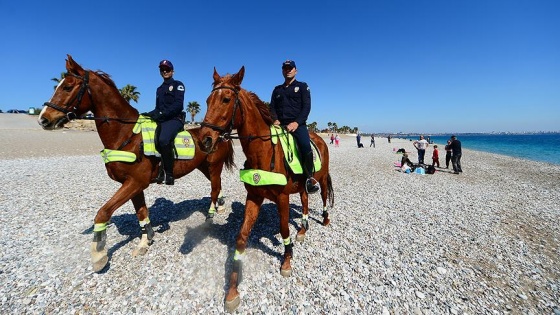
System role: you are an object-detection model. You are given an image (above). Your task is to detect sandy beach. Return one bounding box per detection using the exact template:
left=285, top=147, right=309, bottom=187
left=1, top=114, right=559, bottom=314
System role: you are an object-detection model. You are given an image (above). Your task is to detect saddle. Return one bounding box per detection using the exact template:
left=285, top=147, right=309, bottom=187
left=99, top=115, right=195, bottom=164
left=239, top=125, right=322, bottom=186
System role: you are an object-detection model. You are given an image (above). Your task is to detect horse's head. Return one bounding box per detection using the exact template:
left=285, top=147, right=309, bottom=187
left=200, top=66, right=245, bottom=153
left=38, top=55, right=95, bottom=130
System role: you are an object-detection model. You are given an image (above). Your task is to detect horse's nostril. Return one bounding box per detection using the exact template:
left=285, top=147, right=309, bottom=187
left=38, top=117, right=48, bottom=127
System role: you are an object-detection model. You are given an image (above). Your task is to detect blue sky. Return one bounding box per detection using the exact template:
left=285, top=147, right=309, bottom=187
left=1, top=0, right=558, bottom=133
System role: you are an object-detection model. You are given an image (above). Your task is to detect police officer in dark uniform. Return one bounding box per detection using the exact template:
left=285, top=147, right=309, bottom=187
left=142, top=60, right=185, bottom=185
left=270, top=60, right=320, bottom=194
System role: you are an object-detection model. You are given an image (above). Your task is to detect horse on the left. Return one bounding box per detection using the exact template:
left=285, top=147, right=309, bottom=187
left=38, top=55, right=235, bottom=272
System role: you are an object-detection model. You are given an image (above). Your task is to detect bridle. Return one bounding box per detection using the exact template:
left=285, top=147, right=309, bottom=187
left=200, top=85, right=243, bottom=140
left=44, top=71, right=92, bottom=121
left=43, top=71, right=138, bottom=124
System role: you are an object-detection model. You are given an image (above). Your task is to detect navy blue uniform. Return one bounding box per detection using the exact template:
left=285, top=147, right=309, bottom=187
left=150, top=78, right=185, bottom=148
left=270, top=80, right=314, bottom=175
left=270, top=80, right=311, bottom=127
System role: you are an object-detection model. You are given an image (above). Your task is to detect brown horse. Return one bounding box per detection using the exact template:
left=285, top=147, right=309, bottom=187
left=200, top=66, right=334, bottom=311
left=38, top=55, right=234, bottom=272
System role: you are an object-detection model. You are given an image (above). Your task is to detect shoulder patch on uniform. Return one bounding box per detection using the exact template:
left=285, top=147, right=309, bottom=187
left=177, top=85, right=185, bottom=91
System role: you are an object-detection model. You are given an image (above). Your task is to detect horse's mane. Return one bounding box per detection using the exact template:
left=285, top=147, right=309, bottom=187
left=94, top=70, right=118, bottom=89
left=247, top=91, right=273, bottom=125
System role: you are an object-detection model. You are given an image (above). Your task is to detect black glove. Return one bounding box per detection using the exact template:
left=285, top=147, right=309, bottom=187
left=142, top=110, right=163, bottom=122
left=150, top=111, right=164, bottom=122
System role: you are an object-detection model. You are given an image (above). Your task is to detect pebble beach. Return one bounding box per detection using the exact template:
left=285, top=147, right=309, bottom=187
left=1, top=115, right=559, bottom=314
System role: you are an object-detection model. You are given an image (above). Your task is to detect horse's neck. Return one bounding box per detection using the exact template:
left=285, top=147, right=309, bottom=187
left=238, top=113, right=276, bottom=169
left=92, top=95, right=137, bottom=149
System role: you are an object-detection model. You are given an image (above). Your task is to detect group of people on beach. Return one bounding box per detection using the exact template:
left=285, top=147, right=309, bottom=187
left=410, top=135, right=463, bottom=174
left=397, top=135, right=463, bottom=174
left=328, top=133, right=341, bottom=147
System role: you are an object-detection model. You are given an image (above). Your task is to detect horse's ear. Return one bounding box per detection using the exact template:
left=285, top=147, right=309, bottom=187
left=66, top=54, right=85, bottom=76
left=231, top=66, right=245, bottom=87
left=213, top=67, right=221, bottom=84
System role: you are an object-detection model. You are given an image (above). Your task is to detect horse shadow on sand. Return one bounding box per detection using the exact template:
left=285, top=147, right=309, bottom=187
left=81, top=196, right=320, bottom=273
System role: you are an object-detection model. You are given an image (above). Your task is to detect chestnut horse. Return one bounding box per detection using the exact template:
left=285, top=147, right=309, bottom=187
left=38, top=55, right=234, bottom=272
left=200, top=66, right=334, bottom=311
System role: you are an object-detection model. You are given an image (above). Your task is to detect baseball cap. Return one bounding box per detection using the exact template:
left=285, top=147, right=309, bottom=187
left=282, top=60, right=296, bottom=69
left=159, top=60, right=174, bottom=70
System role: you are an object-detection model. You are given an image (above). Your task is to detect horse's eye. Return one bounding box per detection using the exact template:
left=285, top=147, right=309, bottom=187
left=63, top=86, right=72, bottom=92
left=223, top=97, right=230, bottom=104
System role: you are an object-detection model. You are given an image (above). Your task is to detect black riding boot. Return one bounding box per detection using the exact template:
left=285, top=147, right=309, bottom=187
left=155, top=160, right=165, bottom=184
left=160, top=145, right=175, bottom=185
left=304, top=152, right=319, bottom=194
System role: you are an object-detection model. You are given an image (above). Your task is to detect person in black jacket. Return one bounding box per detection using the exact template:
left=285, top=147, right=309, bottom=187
left=450, top=135, right=463, bottom=174
left=142, top=60, right=185, bottom=185
left=269, top=60, right=319, bottom=194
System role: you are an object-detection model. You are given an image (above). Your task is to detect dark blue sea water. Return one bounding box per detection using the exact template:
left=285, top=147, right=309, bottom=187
left=408, top=134, right=560, bottom=165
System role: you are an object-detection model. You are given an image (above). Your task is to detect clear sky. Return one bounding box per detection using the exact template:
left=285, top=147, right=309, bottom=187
left=1, top=0, right=558, bottom=133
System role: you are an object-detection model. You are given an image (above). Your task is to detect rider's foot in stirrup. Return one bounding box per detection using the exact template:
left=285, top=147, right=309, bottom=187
left=305, top=177, right=320, bottom=194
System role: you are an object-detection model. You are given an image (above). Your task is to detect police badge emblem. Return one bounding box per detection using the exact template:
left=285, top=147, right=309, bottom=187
left=169, top=86, right=173, bottom=92
left=294, top=87, right=299, bottom=93
left=253, top=173, right=261, bottom=184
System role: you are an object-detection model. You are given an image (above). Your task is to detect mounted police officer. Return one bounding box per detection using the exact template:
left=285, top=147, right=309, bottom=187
left=269, top=60, right=320, bottom=194
left=142, top=60, right=185, bottom=185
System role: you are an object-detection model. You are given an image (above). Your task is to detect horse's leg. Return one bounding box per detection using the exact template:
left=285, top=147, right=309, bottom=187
left=130, top=191, right=155, bottom=256
left=277, top=194, right=294, bottom=277
left=91, top=180, right=145, bottom=272
left=224, top=193, right=264, bottom=312
left=296, top=191, right=309, bottom=242
left=320, top=174, right=331, bottom=226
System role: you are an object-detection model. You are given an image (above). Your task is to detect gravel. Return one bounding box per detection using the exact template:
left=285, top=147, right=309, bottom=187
left=1, top=130, right=559, bottom=314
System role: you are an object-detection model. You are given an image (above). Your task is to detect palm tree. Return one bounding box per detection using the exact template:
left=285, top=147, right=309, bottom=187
left=307, top=121, right=318, bottom=133
left=51, top=72, right=66, bottom=90
left=119, top=84, right=140, bottom=103
left=187, top=101, right=201, bottom=123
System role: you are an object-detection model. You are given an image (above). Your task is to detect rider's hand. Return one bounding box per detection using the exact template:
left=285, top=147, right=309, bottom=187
left=287, top=122, right=299, bottom=132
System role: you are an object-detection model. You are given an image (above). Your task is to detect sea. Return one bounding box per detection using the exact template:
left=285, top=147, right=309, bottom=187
left=402, top=134, right=560, bottom=165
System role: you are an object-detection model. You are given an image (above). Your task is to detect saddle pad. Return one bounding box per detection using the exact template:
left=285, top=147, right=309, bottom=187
left=134, top=115, right=195, bottom=159
left=270, top=126, right=322, bottom=174
left=240, top=169, right=287, bottom=186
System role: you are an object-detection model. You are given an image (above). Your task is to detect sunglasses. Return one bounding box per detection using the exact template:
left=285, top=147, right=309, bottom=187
left=160, top=68, right=172, bottom=73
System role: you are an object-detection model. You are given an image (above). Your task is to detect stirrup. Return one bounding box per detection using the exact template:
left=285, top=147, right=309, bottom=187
left=305, top=178, right=320, bottom=194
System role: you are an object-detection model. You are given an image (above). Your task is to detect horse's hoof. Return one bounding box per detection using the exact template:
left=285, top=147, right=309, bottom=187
left=296, top=233, right=305, bottom=242
left=280, top=268, right=292, bottom=277
left=224, top=295, right=240, bottom=313
left=132, top=246, right=149, bottom=257
left=92, top=256, right=108, bottom=273
left=217, top=205, right=226, bottom=214
left=323, top=218, right=330, bottom=226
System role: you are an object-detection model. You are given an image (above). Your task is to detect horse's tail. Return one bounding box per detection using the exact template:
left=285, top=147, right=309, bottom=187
left=224, top=139, right=236, bottom=171
left=326, top=173, right=334, bottom=208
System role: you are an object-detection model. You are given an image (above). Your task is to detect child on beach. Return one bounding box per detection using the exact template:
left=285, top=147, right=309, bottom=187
left=335, top=134, right=340, bottom=147
left=432, top=145, right=440, bottom=168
